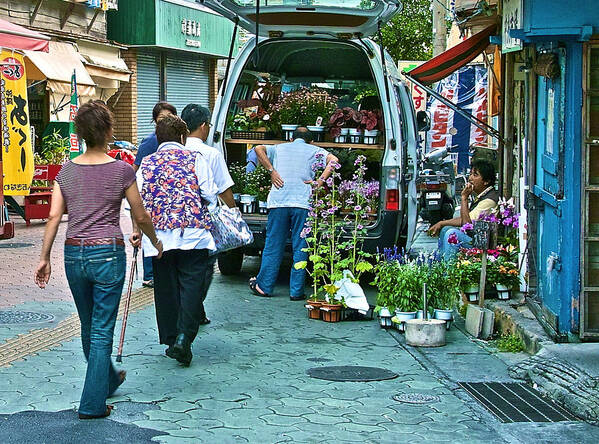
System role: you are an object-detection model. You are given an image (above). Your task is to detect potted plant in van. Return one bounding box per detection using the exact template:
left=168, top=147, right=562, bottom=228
left=302, top=89, right=337, bottom=141
left=229, top=162, right=247, bottom=202
left=257, top=185, right=269, bottom=214
left=360, top=109, right=382, bottom=144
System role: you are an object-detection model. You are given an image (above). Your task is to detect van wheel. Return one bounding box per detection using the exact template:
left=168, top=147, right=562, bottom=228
left=217, top=249, right=244, bottom=275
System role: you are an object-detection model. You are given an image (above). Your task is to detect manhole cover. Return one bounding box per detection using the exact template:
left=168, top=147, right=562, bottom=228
left=392, top=393, right=440, bottom=404
left=0, top=242, right=34, bottom=249
left=307, top=366, right=398, bottom=382
left=0, top=311, right=55, bottom=325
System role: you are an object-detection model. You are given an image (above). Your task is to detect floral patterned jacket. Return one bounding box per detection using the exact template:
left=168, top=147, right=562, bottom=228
left=141, top=143, right=212, bottom=233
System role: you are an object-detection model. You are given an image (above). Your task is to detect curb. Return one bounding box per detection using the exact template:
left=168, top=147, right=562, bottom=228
left=485, top=298, right=554, bottom=354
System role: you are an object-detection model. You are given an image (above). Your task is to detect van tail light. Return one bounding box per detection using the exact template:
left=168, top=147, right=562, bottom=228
left=385, top=189, right=399, bottom=211
left=383, top=167, right=400, bottom=211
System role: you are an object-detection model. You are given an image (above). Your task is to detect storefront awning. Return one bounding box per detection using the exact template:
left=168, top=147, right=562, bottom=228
left=405, top=25, right=497, bottom=86
left=0, top=18, right=49, bottom=52
left=80, top=52, right=131, bottom=83
left=24, top=41, right=95, bottom=96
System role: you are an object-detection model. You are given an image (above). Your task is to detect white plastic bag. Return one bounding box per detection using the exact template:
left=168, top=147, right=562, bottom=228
left=333, top=270, right=370, bottom=314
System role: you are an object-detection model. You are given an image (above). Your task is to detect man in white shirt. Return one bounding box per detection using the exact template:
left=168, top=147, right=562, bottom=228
left=181, top=104, right=236, bottom=208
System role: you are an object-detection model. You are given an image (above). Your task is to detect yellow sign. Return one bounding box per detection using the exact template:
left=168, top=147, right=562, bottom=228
left=1, top=50, right=34, bottom=196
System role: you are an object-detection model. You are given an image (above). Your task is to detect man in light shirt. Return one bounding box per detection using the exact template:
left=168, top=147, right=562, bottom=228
left=181, top=104, right=236, bottom=208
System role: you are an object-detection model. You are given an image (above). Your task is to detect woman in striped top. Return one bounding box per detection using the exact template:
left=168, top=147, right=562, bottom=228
left=34, top=101, right=163, bottom=419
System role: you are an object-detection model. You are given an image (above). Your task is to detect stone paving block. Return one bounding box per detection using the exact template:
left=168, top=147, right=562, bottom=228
left=153, top=434, right=212, bottom=444
left=337, top=422, right=388, bottom=433
left=132, top=419, right=181, bottom=431
left=175, top=418, right=224, bottom=429
left=260, top=413, right=310, bottom=427
left=145, top=409, right=191, bottom=422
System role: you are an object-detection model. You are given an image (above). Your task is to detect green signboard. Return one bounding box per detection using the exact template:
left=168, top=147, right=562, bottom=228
left=108, top=0, right=235, bottom=58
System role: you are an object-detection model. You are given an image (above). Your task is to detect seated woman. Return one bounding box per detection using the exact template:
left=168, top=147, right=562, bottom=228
left=428, top=159, right=499, bottom=260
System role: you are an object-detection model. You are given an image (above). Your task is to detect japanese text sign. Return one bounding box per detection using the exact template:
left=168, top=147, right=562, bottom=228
left=1, top=50, right=33, bottom=196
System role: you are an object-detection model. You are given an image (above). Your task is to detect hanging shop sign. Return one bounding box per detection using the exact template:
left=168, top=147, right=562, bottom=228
left=0, top=50, right=34, bottom=196
left=181, top=18, right=202, bottom=48
left=502, top=0, right=523, bottom=54
left=86, top=0, right=118, bottom=10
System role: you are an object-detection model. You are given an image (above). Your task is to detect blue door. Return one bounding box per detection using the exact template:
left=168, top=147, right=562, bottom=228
left=534, top=51, right=565, bottom=326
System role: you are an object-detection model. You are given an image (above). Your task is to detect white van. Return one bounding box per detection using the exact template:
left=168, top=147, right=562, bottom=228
left=199, top=1, right=423, bottom=274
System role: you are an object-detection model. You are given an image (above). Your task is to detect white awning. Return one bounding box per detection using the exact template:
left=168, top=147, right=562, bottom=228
left=24, top=41, right=96, bottom=96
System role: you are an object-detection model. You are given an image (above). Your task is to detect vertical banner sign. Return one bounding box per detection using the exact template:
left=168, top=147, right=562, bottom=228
left=1, top=51, right=34, bottom=196
left=68, top=71, right=82, bottom=159
left=469, top=68, right=489, bottom=147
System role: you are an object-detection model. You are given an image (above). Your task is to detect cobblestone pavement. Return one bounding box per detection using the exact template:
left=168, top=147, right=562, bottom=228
left=1, top=217, right=599, bottom=442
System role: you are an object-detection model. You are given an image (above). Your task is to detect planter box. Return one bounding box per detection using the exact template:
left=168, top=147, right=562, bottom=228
left=230, top=130, right=273, bottom=140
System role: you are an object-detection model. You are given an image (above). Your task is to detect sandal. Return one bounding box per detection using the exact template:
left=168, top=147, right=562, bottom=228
left=249, top=278, right=271, bottom=297
left=108, top=370, right=126, bottom=397
left=79, top=404, right=113, bottom=420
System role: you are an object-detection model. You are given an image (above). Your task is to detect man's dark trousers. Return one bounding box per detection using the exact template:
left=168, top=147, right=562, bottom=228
left=152, top=249, right=215, bottom=346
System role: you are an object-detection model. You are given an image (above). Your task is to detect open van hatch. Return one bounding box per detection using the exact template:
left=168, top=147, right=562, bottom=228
left=197, top=0, right=402, bottom=38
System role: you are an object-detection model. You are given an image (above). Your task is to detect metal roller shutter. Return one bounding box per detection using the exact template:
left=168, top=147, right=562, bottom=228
left=137, top=50, right=161, bottom=140
left=165, top=52, right=210, bottom=115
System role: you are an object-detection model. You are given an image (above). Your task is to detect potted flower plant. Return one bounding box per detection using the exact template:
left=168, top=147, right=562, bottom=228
left=229, top=162, right=247, bottom=202
left=488, top=254, right=520, bottom=300
left=257, top=185, right=270, bottom=214
left=302, top=89, right=337, bottom=141
left=359, top=109, right=382, bottom=144
left=452, top=248, right=483, bottom=302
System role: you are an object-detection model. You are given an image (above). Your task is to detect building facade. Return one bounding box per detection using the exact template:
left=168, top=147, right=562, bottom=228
left=0, top=0, right=128, bottom=143
left=107, top=0, right=234, bottom=144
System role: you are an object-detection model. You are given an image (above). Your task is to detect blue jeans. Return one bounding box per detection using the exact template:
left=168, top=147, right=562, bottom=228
left=257, top=207, right=308, bottom=297
left=142, top=253, right=153, bottom=281
left=438, top=226, right=472, bottom=260
left=64, top=242, right=126, bottom=416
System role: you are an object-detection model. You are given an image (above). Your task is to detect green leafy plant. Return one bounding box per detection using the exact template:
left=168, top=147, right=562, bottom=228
left=257, top=185, right=270, bottom=202
left=34, top=130, right=69, bottom=165
left=426, top=260, right=460, bottom=310
left=496, top=334, right=525, bottom=353
left=488, top=255, right=521, bottom=289
left=270, top=87, right=337, bottom=127
left=452, top=248, right=483, bottom=291
left=229, top=162, right=246, bottom=194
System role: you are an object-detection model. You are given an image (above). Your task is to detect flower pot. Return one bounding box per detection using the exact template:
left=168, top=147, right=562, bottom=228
left=495, top=284, right=511, bottom=300
left=433, top=308, right=454, bottom=330
left=258, top=200, right=268, bottom=214
left=464, top=285, right=480, bottom=302
left=321, top=303, right=343, bottom=322
left=306, top=125, right=325, bottom=142
left=405, top=319, right=446, bottom=347
left=239, top=194, right=256, bottom=213
left=363, top=129, right=379, bottom=145
left=233, top=193, right=240, bottom=203
left=305, top=300, right=323, bottom=320
left=334, top=128, right=350, bottom=143
left=348, top=128, right=362, bottom=143
left=378, top=307, right=393, bottom=329
left=281, top=124, right=299, bottom=141
left=393, top=310, right=417, bottom=332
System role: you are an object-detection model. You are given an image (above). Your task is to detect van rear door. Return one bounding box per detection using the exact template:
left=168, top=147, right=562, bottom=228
left=197, top=0, right=401, bottom=37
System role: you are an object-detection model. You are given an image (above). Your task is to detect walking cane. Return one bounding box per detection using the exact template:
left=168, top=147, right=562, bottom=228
left=116, top=246, right=138, bottom=363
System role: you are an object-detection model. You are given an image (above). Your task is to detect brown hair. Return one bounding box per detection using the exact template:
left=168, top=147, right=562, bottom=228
left=156, top=115, right=188, bottom=145
left=74, top=100, right=114, bottom=148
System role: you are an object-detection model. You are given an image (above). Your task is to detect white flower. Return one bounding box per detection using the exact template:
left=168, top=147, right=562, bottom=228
left=263, top=114, right=270, bottom=121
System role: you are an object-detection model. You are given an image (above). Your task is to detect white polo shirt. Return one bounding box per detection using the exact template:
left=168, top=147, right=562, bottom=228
left=185, top=137, right=235, bottom=195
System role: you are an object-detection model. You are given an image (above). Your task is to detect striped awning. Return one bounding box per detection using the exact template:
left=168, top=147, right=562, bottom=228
left=405, top=25, right=497, bottom=85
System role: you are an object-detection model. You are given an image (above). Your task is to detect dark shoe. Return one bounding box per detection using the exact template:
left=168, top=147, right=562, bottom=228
left=249, top=277, right=271, bottom=297
left=142, top=280, right=154, bottom=288
left=290, top=295, right=305, bottom=301
left=165, top=346, right=176, bottom=359
left=79, top=405, right=113, bottom=420
left=171, top=333, right=192, bottom=366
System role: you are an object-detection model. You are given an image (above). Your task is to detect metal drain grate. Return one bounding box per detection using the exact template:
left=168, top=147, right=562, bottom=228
left=0, top=311, right=55, bottom=325
left=459, top=382, right=579, bottom=423
left=392, top=393, right=440, bottom=404
left=307, top=366, right=398, bottom=382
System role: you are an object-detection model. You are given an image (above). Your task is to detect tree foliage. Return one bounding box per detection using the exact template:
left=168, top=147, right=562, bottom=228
left=375, top=0, right=433, bottom=62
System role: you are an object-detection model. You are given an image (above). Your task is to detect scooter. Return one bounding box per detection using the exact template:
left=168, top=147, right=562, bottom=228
left=417, top=146, right=457, bottom=225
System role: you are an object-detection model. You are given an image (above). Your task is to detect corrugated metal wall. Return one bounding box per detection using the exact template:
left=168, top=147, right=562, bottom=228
left=137, top=50, right=161, bottom=140
left=165, top=52, right=210, bottom=114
